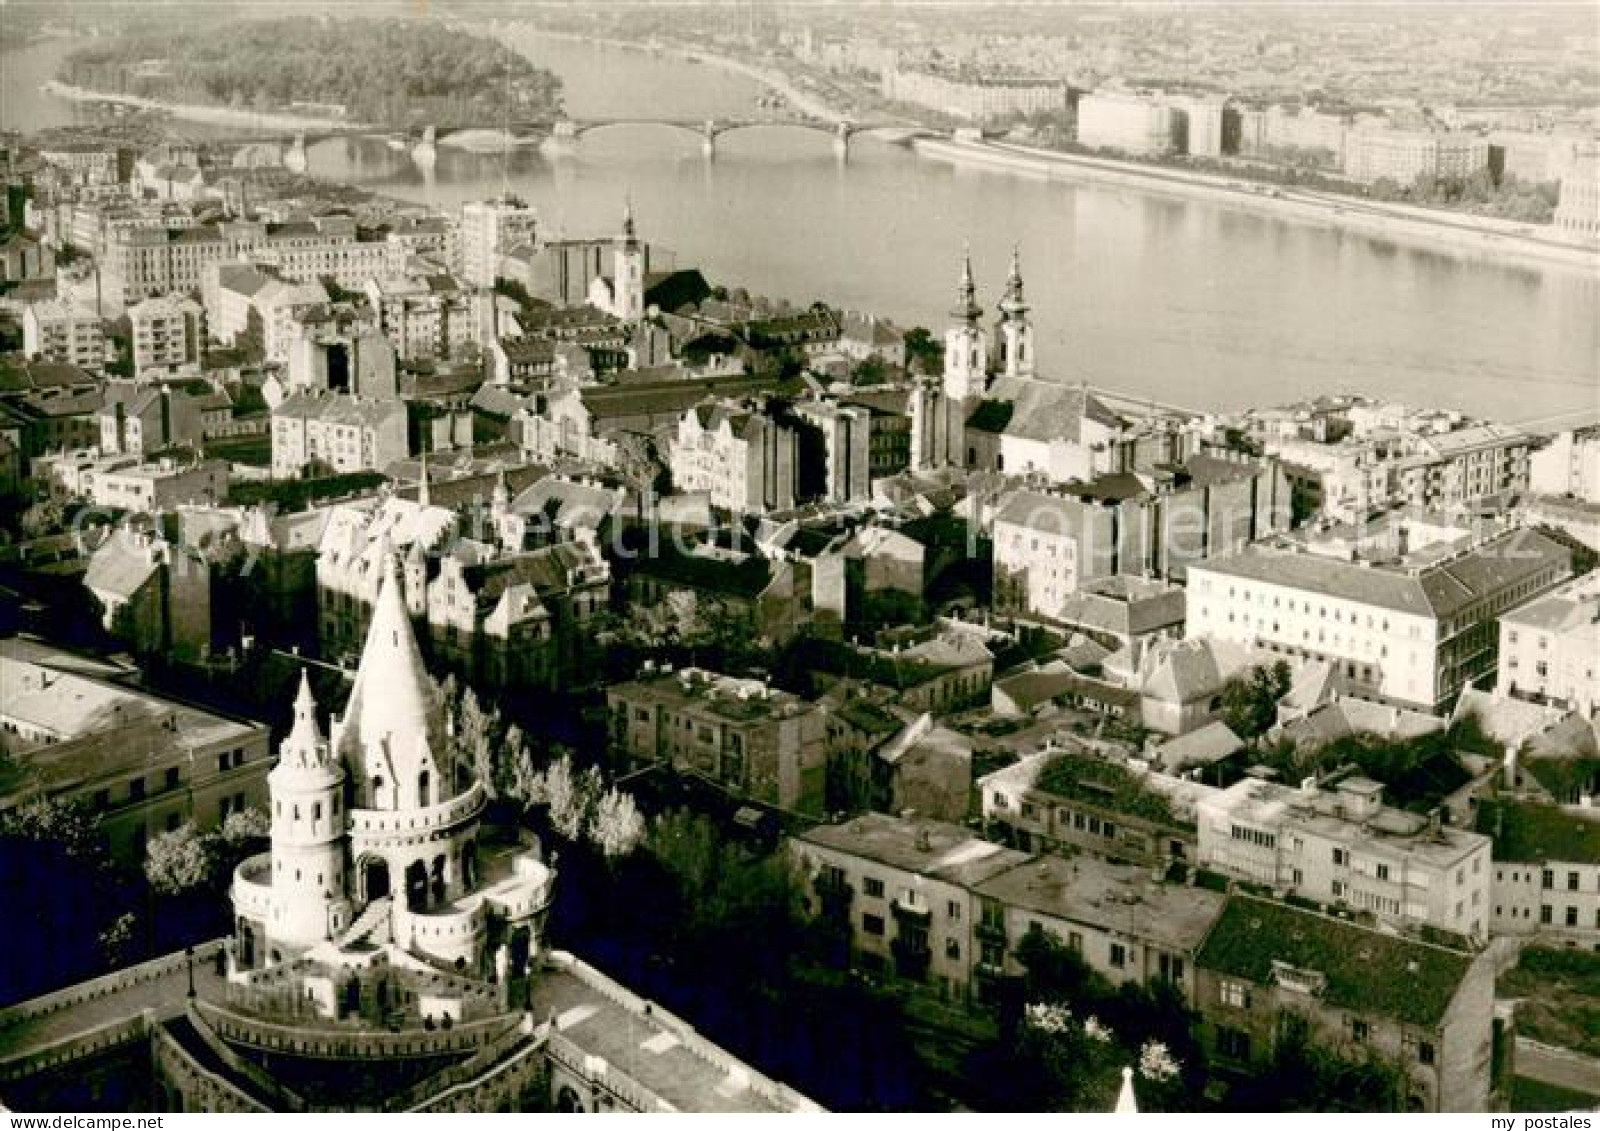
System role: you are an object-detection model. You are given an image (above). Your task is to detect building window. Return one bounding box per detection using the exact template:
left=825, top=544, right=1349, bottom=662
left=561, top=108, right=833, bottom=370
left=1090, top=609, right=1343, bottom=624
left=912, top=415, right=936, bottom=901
left=1567, top=907, right=1579, bottom=928
left=862, top=913, right=885, bottom=936
left=1333, top=847, right=1348, bottom=867
left=1216, top=1027, right=1251, bottom=1061
left=1540, top=905, right=1553, bottom=925
left=1350, top=1018, right=1370, bottom=1043
left=1109, top=943, right=1127, bottom=968
left=947, top=900, right=961, bottom=921
left=1221, top=980, right=1249, bottom=1008
left=946, top=938, right=960, bottom=960
left=1542, top=869, right=1554, bottom=890
left=863, top=877, right=885, bottom=898
left=1568, top=872, right=1580, bottom=892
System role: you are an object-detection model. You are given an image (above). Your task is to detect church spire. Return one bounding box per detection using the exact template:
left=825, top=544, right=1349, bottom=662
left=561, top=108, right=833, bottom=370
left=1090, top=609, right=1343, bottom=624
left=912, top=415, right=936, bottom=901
left=999, top=244, right=1028, bottom=319
left=281, top=670, right=326, bottom=769
left=952, top=245, right=981, bottom=326
left=620, top=194, right=638, bottom=248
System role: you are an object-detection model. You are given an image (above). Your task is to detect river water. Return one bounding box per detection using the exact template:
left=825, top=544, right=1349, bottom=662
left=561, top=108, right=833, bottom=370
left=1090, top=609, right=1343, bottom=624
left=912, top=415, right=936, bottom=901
left=4, top=32, right=1597, bottom=424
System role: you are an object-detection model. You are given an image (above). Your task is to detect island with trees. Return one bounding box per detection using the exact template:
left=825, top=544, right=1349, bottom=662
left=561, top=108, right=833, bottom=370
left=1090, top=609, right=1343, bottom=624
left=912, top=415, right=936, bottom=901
left=57, top=18, right=563, bottom=128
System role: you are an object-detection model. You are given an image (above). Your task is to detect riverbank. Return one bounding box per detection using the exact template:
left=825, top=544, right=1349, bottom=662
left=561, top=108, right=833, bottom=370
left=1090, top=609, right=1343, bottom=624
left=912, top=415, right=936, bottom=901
left=507, top=26, right=848, bottom=125
left=916, top=137, right=1600, bottom=275
left=41, top=79, right=371, bottom=134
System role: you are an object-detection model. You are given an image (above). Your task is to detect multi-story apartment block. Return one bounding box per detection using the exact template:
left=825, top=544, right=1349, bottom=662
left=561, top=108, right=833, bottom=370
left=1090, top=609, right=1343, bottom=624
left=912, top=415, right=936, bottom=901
left=384, top=214, right=459, bottom=274
left=100, top=224, right=231, bottom=311
left=1186, top=523, right=1572, bottom=711
left=669, top=399, right=799, bottom=514
left=1197, top=771, right=1492, bottom=938
left=880, top=67, right=1068, bottom=124
left=993, top=453, right=1290, bottom=620
left=85, top=456, right=229, bottom=514
left=1239, top=104, right=1350, bottom=167
left=1344, top=127, right=1490, bottom=185
left=1554, top=155, right=1599, bottom=242
left=364, top=274, right=477, bottom=361
left=0, top=637, right=270, bottom=862
left=980, top=747, right=1210, bottom=870
left=1195, top=895, right=1497, bottom=1112
left=270, top=391, right=409, bottom=477
left=1529, top=426, right=1600, bottom=503
left=606, top=667, right=828, bottom=815
left=99, top=382, right=207, bottom=457
left=127, top=293, right=205, bottom=376
left=791, top=813, right=1227, bottom=1009
left=1076, top=90, right=1181, bottom=155
left=1497, top=570, right=1600, bottom=717
left=201, top=261, right=275, bottom=348
left=460, top=196, right=539, bottom=288
left=791, top=814, right=1031, bottom=1002
left=241, top=216, right=391, bottom=290
left=22, top=300, right=105, bottom=370
left=790, top=399, right=872, bottom=504
left=1392, top=424, right=1531, bottom=510
left=973, top=852, right=1226, bottom=1005
left=1478, top=799, right=1600, bottom=949
left=36, top=144, right=123, bottom=187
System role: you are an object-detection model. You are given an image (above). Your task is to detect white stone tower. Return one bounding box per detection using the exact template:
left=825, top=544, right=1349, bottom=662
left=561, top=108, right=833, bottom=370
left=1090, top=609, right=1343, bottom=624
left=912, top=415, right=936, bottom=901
left=612, top=198, right=646, bottom=322
left=265, top=673, right=351, bottom=948
left=942, top=248, right=990, bottom=402
left=995, top=245, right=1034, bottom=381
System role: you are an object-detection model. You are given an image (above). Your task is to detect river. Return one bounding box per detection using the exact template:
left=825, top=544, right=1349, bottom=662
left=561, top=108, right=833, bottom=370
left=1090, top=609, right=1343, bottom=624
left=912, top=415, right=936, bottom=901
left=4, top=31, right=1597, bottom=425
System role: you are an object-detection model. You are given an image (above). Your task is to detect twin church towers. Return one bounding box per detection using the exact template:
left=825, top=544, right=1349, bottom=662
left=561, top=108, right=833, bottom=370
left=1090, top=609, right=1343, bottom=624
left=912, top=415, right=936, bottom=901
left=911, top=247, right=1037, bottom=470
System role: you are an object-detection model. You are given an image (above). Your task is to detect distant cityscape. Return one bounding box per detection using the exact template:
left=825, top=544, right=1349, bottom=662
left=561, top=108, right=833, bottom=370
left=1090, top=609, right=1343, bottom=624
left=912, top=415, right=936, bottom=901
left=0, top=1, right=1596, bottom=1119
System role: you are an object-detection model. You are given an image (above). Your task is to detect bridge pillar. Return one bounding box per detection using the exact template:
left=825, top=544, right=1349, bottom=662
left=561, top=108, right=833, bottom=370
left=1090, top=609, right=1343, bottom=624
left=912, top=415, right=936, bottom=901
left=833, top=121, right=852, bottom=162
left=283, top=133, right=308, bottom=173
left=412, top=124, right=437, bottom=166
left=702, top=119, right=717, bottom=160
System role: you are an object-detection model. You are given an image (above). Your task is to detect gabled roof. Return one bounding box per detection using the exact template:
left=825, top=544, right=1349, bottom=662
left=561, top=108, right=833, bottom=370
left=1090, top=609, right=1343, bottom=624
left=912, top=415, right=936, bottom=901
left=1196, top=894, right=1476, bottom=1029
left=1151, top=720, right=1244, bottom=772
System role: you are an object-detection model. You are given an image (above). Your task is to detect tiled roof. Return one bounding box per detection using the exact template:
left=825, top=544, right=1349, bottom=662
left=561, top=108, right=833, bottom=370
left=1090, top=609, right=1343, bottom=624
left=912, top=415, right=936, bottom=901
left=1476, top=799, right=1600, bottom=864
left=1195, top=894, right=1475, bottom=1029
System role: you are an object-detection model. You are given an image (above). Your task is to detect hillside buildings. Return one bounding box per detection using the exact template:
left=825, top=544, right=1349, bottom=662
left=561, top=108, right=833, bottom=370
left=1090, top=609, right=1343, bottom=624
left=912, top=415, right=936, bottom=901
left=1496, top=570, right=1600, bottom=718
left=607, top=666, right=828, bottom=815
left=1196, top=771, right=1493, bottom=937
left=460, top=195, right=539, bottom=288
left=22, top=301, right=105, bottom=371
left=1186, top=519, right=1572, bottom=711
left=127, top=294, right=205, bottom=377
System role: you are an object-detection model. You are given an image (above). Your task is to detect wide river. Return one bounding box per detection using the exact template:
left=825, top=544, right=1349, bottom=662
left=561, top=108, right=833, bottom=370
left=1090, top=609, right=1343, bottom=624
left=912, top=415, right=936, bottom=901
left=4, top=32, right=1597, bottom=425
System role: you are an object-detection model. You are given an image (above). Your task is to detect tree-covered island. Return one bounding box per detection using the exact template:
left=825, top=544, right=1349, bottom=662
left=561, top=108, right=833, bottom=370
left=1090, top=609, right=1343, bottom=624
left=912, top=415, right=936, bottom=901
left=58, top=18, right=563, bottom=127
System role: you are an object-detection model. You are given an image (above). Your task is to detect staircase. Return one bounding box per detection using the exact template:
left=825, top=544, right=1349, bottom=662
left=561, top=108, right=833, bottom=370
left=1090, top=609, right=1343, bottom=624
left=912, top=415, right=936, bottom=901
left=339, top=897, right=392, bottom=948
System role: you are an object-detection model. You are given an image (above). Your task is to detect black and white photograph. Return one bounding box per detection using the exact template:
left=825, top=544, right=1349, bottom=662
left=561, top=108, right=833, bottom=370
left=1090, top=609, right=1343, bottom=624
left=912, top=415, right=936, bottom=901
left=0, top=0, right=1596, bottom=1117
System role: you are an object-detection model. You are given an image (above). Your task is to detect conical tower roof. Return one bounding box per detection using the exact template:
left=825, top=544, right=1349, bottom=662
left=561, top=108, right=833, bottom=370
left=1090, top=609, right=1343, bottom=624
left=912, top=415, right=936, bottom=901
left=339, top=553, right=439, bottom=795
left=951, top=245, right=982, bottom=325
left=999, top=244, right=1028, bottom=319
left=271, top=671, right=341, bottom=788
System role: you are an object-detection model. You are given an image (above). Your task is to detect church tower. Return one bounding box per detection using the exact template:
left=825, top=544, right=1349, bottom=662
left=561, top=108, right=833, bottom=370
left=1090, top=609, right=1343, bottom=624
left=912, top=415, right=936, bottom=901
left=612, top=198, right=646, bottom=322
left=995, top=245, right=1034, bottom=381
left=265, top=673, right=351, bottom=949
left=942, top=248, right=989, bottom=402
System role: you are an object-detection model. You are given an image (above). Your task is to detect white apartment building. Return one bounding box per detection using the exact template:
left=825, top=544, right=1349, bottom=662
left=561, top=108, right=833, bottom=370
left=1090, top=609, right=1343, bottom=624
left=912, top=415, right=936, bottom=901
left=669, top=400, right=797, bottom=514
left=1170, top=95, right=1226, bottom=157
left=1530, top=427, right=1600, bottom=503
left=1480, top=800, right=1600, bottom=949
left=1076, top=91, right=1180, bottom=155
left=100, top=225, right=231, bottom=311
left=85, top=457, right=229, bottom=514
left=1198, top=773, right=1493, bottom=939
left=22, top=300, right=105, bottom=370
left=127, top=294, right=205, bottom=377
left=1497, top=570, right=1600, bottom=718
left=880, top=68, right=1067, bottom=124
left=459, top=197, right=539, bottom=289
left=270, top=392, right=409, bottom=478
left=363, top=275, right=477, bottom=361
left=1186, top=524, right=1572, bottom=711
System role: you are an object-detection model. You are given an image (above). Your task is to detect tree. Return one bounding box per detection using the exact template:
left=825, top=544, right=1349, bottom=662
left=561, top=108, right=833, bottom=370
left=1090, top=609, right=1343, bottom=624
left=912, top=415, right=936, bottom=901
left=219, top=807, right=270, bottom=846
left=1219, top=660, right=1293, bottom=740
left=19, top=499, right=64, bottom=540
left=591, top=788, right=645, bottom=859
left=144, top=822, right=215, bottom=896
left=903, top=326, right=944, bottom=376
left=535, top=751, right=599, bottom=843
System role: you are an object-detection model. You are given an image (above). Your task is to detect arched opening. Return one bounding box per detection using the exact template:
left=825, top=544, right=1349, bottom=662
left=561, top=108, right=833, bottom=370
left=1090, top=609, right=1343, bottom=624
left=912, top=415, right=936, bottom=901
left=363, top=857, right=391, bottom=903
left=461, top=839, right=479, bottom=889
left=371, top=775, right=386, bottom=808
left=405, top=860, right=429, bottom=911
left=430, top=854, right=446, bottom=904
left=418, top=769, right=431, bottom=808
left=237, top=920, right=257, bottom=969
left=509, top=924, right=532, bottom=974
left=555, top=1085, right=584, bottom=1113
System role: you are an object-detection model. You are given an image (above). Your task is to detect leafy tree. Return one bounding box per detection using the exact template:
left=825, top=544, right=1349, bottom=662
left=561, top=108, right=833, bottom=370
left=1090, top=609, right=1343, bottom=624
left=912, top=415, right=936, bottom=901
left=903, top=326, right=944, bottom=376
left=19, top=499, right=64, bottom=540
left=144, top=822, right=215, bottom=896
left=590, top=788, right=645, bottom=860
left=1219, top=660, right=1292, bottom=739
left=532, top=751, right=599, bottom=843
